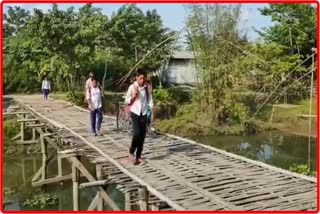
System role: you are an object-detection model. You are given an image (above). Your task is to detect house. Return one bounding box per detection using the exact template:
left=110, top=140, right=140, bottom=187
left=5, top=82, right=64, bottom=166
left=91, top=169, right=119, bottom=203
left=161, top=51, right=198, bottom=86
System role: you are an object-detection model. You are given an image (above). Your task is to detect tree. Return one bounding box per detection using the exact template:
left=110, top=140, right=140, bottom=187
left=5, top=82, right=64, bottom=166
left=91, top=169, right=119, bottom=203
left=108, top=4, right=175, bottom=76
left=3, top=6, right=30, bottom=37
left=252, top=4, right=316, bottom=103
left=3, top=4, right=176, bottom=94
left=26, top=4, right=108, bottom=96
left=186, top=4, right=249, bottom=125
left=258, top=4, right=316, bottom=58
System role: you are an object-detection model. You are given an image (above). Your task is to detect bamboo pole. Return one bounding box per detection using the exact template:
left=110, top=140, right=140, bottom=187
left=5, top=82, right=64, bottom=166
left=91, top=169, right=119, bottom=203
left=308, top=50, right=315, bottom=169
left=125, top=192, right=131, bottom=211
left=20, top=121, right=25, bottom=142
left=57, top=150, right=63, bottom=177
left=72, top=156, right=81, bottom=211
left=96, top=165, right=104, bottom=211
left=138, top=186, right=149, bottom=211
left=151, top=203, right=160, bottom=211
left=40, top=134, right=47, bottom=181
left=32, top=128, right=36, bottom=140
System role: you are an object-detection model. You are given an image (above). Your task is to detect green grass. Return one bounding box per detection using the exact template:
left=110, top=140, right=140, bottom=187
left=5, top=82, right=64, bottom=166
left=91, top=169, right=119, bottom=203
left=272, top=98, right=316, bottom=123
left=271, top=98, right=316, bottom=136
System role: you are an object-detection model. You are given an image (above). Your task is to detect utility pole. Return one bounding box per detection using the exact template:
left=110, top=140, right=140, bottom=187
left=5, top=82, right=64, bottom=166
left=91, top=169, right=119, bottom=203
left=308, top=47, right=316, bottom=169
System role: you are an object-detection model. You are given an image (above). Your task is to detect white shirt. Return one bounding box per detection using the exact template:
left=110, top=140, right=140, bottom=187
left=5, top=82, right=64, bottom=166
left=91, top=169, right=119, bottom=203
left=125, top=81, right=153, bottom=116
left=85, top=78, right=92, bottom=90
left=86, top=87, right=102, bottom=109
left=42, top=80, right=51, bottom=90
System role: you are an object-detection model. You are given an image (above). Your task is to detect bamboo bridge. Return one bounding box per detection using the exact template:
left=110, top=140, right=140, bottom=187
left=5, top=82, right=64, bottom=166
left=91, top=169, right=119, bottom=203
left=3, top=95, right=317, bottom=211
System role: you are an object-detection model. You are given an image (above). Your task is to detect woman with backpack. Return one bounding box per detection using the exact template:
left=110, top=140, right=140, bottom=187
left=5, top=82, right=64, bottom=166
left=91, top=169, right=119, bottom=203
left=125, top=69, right=153, bottom=165
left=86, top=77, right=104, bottom=136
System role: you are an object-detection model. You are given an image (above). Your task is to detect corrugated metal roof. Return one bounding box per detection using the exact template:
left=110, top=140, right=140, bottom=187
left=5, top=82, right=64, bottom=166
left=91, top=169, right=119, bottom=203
left=171, top=51, right=195, bottom=59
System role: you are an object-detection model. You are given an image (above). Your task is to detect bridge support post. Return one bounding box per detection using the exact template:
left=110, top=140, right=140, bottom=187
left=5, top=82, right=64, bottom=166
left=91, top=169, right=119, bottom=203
left=32, top=127, right=36, bottom=141
left=138, top=186, right=149, bottom=211
left=20, top=121, right=25, bottom=142
left=72, top=156, right=81, bottom=211
left=125, top=192, right=131, bottom=210
left=57, top=142, right=63, bottom=177
left=151, top=203, right=160, bottom=211
left=40, top=134, right=47, bottom=180
left=96, top=165, right=104, bottom=211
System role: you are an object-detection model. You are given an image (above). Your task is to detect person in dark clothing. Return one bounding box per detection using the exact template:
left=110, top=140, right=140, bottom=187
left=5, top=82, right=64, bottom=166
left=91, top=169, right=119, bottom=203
left=125, top=69, right=153, bottom=165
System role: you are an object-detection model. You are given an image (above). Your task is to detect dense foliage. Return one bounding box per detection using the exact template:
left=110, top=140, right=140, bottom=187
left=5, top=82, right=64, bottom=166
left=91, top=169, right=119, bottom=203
left=3, top=4, right=175, bottom=94
left=184, top=3, right=315, bottom=128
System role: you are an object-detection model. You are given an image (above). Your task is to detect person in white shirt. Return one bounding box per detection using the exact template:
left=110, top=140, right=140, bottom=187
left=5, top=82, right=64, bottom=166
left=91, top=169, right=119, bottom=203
left=125, top=69, right=153, bottom=165
left=84, top=72, right=94, bottom=101
left=41, top=76, right=51, bottom=100
left=86, top=77, right=103, bottom=136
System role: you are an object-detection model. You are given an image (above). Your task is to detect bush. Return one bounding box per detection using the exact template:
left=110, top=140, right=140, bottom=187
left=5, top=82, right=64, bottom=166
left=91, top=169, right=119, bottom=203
left=289, top=164, right=310, bottom=175
left=153, top=88, right=174, bottom=104
left=168, top=87, right=192, bottom=104
left=4, top=119, right=19, bottom=141
left=4, top=187, right=15, bottom=204
left=23, top=193, right=58, bottom=208
left=66, top=91, right=86, bottom=107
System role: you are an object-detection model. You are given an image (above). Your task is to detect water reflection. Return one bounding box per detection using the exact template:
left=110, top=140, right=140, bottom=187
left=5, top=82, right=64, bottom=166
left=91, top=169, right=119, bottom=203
left=196, top=131, right=316, bottom=171
left=3, top=154, right=124, bottom=211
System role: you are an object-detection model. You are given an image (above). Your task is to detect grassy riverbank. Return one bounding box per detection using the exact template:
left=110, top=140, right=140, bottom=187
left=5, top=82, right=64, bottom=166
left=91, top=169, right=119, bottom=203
left=270, top=98, right=316, bottom=137
left=155, top=99, right=316, bottom=137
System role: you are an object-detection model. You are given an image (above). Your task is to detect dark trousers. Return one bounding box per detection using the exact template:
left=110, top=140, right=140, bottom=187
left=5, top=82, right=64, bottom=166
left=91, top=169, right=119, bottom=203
left=90, top=107, right=103, bottom=133
left=43, top=89, right=49, bottom=100
left=130, top=112, right=147, bottom=160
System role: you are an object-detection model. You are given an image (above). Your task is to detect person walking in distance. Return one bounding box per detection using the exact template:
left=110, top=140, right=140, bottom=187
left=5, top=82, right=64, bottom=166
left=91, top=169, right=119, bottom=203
left=86, top=77, right=104, bottom=136
left=125, top=69, right=153, bottom=165
left=85, top=72, right=94, bottom=101
left=41, top=76, right=51, bottom=101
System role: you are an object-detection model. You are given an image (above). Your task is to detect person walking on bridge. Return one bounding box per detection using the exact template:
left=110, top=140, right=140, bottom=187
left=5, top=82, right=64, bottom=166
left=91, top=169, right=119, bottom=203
left=125, top=69, right=153, bottom=165
left=41, top=76, right=51, bottom=101
left=85, top=72, right=94, bottom=101
left=86, top=77, right=104, bottom=136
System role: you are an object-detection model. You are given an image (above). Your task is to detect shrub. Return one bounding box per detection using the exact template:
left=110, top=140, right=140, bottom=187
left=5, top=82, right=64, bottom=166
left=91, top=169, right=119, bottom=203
left=23, top=193, right=58, bottom=208
left=4, top=187, right=15, bottom=204
left=289, top=164, right=310, bottom=175
left=168, top=87, right=192, bottom=104
left=153, top=88, right=174, bottom=104
left=3, top=119, right=19, bottom=141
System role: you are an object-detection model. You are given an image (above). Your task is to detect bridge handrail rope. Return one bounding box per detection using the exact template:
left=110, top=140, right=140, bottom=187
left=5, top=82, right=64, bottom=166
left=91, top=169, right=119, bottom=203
left=115, top=28, right=186, bottom=90
left=113, top=27, right=212, bottom=93
left=249, top=52, right=316, bottom=121
left=112, top=25, right=296, bottom=99
left=267, top=68, right=315, bottom=105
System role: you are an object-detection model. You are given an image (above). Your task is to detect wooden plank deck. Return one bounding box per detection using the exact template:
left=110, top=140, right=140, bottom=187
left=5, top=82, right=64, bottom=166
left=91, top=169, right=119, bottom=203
left=6, top=95, right=317, bottom=211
